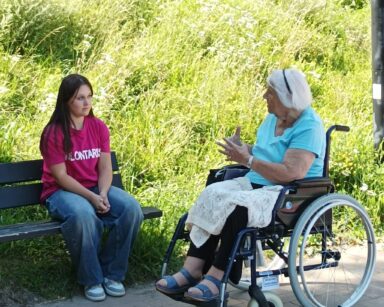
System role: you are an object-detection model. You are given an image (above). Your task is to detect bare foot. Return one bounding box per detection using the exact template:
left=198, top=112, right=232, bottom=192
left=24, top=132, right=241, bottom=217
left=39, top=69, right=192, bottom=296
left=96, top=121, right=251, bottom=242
left=156, top=257, right=205, bottom=290
left=156, top=270, right=190, bottom=288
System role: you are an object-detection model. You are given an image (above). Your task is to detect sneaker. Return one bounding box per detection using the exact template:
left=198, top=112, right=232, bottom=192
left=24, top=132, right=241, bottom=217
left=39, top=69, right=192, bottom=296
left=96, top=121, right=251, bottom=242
left=103, top=278, right=126, bottom=297
left=84, top=284, right=106, bottom=301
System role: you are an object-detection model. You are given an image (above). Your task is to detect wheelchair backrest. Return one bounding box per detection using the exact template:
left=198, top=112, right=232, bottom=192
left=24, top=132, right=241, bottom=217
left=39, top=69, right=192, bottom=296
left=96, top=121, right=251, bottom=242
left=276, top=124, right=349, bottom=229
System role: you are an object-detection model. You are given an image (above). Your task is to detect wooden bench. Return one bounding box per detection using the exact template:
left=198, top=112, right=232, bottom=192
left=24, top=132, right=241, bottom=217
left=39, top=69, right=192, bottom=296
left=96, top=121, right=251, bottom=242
left=0, top=152, right=162, bottom=243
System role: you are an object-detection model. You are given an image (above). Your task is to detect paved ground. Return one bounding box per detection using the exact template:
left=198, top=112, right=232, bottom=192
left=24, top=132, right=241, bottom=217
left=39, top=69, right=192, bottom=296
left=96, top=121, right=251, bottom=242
left=36, top=245, right=384, bottom=307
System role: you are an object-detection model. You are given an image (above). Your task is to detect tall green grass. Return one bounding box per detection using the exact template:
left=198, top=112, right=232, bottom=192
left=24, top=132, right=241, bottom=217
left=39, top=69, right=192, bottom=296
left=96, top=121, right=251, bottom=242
left=0, top=0, right=382, bottom=300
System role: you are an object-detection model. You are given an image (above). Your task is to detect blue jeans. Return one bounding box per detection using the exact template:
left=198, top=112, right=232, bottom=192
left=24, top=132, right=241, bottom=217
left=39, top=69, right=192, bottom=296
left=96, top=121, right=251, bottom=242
left=45, top=186, right=144, bottom=287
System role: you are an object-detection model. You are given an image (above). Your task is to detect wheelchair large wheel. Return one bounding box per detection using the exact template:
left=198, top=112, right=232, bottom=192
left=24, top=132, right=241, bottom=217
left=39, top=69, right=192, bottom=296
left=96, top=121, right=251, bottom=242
left=288, top=193, right=376, bottom=307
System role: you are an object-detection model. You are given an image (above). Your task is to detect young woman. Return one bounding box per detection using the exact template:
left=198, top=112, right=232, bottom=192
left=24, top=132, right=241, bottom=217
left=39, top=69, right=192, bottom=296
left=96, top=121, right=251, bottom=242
left=40, top=74, right=143, bottom=302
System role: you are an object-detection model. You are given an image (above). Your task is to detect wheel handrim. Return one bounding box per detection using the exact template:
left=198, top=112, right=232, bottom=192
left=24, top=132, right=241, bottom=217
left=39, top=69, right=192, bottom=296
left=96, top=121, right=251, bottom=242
left=289, top=194, right=376, bottom=307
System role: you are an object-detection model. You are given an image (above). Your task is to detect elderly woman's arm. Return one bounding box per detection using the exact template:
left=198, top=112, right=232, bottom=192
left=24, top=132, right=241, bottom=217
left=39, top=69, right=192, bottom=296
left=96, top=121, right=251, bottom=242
left=217, top=139, right=315, bottom=184
left=248, top=149, right=315, bottom=183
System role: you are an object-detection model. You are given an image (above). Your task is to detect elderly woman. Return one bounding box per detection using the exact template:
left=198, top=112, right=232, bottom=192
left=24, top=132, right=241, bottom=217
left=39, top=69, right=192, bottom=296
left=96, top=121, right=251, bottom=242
left=155, top=68, right=325, bottom=302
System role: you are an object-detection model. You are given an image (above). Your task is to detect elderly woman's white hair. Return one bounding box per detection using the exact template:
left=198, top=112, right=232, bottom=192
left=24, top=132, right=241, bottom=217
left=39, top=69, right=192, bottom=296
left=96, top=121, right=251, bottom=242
left=267, top=68, right=313, bottom=111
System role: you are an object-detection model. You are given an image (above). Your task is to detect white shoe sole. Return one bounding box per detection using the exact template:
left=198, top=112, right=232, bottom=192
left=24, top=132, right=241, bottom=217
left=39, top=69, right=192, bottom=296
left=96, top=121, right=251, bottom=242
left=104, top=287, right=126, bottom=297
left=85, top=293, right=106, bottom=302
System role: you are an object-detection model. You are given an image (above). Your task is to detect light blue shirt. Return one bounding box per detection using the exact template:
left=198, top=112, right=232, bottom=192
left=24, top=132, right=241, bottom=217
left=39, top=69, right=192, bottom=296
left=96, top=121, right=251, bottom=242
left=245, top=107, right=325, bottom=186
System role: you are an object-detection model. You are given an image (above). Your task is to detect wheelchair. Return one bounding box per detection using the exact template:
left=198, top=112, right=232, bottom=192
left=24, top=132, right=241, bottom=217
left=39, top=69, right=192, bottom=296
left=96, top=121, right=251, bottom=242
left=158, top=125, right=377, bottom=307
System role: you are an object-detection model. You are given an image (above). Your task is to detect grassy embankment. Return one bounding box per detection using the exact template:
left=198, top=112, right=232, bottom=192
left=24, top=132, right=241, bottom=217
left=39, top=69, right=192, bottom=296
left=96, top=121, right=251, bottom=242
left=0, top=0, right=382, bottom=300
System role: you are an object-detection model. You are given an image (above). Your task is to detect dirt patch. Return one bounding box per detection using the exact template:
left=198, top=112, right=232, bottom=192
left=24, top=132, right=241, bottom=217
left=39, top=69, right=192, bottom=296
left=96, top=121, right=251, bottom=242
left=0, top=281, right=46, bottom=307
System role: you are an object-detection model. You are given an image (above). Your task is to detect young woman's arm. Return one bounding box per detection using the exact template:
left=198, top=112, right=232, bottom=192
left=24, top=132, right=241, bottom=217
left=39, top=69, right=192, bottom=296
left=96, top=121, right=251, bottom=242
left=50, top=163, right=109, bottom=213
left=97, top=152, right=113, bottom=207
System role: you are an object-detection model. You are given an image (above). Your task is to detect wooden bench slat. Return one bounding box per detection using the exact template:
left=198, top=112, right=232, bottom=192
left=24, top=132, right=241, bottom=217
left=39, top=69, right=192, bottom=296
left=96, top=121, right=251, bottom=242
left=0, top=221, right=61, bottom=243
left=0, top=207, right=162, bottom=243
left=0, top=159, right=43, bottom=184
left=0, top=174, right=124, bottom=209
left=0, top=152, right=120, bottom=185
left=0, top=183, right=42, bottom=209
left=0, top=152, right=162, bottom=244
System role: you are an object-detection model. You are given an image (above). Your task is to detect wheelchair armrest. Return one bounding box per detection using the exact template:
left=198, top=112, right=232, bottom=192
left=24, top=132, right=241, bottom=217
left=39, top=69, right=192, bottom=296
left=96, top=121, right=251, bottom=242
left=273, top=177, right=333, bottom=211
left=222, top=164, right=248, bottom=170
left=273, top=177, right=334, bottom=227
left=289, top=177, right=333, bottom=189
left=206, top=164, right=249, bottom=186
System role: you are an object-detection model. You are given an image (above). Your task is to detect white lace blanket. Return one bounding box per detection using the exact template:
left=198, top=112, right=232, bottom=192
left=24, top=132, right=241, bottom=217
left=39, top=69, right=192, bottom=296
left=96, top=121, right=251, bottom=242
left=186, top=177, right=282, bottom=248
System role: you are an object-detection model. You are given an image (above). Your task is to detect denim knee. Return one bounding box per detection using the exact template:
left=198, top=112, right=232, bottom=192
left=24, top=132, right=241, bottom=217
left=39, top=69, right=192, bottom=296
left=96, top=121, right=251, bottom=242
left=107, top=186, right=144, bottom=224
left=67, top=210, right=103, bottom=235
left=46, top=190, right=103, bottom=242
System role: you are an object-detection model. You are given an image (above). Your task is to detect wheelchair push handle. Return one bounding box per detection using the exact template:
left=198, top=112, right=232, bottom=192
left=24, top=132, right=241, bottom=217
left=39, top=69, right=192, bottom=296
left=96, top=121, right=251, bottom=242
left=326, top=124, right=350, bottom=136
left=323, top=124, right=350, bottom=178
left=334, top=125, right=350, bottom=132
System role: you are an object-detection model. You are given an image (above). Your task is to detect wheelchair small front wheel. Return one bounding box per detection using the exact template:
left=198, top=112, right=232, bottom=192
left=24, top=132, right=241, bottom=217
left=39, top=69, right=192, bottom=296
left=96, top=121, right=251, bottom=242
left=247, top=291, right=283, bottom=307
left=288, top=193, right=376, bottom=307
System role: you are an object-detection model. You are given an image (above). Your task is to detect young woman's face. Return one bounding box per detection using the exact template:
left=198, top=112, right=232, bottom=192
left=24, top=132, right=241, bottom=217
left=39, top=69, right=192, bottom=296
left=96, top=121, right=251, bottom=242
left=68, top=84, right=93, bottom=119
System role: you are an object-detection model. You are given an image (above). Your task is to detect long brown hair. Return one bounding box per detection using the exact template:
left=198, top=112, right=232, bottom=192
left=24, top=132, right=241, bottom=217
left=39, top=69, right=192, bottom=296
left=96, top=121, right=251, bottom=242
left=40, top=74, right=94, bottom=155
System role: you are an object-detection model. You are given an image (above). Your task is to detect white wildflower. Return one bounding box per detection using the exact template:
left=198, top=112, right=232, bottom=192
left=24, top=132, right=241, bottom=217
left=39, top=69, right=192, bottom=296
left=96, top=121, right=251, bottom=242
left=82, top=40, right=91, bottom=49
left=360, top=183, right=368, bottom=192
left=83, top=34, right=94, bottom=40
left=0, top=86, right=9, bottom=95
left=207, top=46, right=216, bottom=53
left=309, top=71, right=321, bottom=79
left=367, top=190, right=377, bottom=196
left=38, top=93, right=56, bottom=112
left=341, top=170, right=350, bottom=176
left=11, top=55, right=21, bottom=62
left=103, top=53, right=115, bottom=65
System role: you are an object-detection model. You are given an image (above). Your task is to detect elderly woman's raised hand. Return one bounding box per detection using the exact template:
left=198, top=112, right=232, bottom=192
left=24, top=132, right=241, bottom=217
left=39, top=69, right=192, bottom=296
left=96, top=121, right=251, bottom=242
left=216, top=128, right=250, bottom=165
left=227, top=126, right=242, bottom=146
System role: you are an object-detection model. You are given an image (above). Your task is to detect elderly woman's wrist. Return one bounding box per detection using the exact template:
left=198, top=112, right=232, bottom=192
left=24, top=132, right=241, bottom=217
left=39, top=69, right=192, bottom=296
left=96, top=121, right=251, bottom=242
left=246, top=155, right=254, bottom=168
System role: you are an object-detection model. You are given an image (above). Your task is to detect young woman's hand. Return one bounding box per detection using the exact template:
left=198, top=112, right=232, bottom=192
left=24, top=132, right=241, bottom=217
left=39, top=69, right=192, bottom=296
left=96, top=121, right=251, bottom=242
left=90, top=192, right=110, bottom=214
left=99, top=191, right=111, bottom=211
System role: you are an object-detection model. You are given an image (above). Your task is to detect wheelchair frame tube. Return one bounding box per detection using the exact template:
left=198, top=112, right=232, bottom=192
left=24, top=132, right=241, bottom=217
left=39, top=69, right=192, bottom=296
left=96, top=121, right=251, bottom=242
left=160, top=213, right=189, bottom=277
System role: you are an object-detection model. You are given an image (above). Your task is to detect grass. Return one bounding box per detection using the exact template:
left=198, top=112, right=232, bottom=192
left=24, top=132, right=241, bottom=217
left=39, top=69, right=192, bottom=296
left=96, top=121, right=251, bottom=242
left=0, top=0, right=382, bottom=301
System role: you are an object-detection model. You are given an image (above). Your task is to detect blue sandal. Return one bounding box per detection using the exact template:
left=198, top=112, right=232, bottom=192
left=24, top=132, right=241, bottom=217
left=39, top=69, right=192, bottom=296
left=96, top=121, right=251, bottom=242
left=184, top=274, right=228, bottom=302
left=155, top=268, right=200, bottom=295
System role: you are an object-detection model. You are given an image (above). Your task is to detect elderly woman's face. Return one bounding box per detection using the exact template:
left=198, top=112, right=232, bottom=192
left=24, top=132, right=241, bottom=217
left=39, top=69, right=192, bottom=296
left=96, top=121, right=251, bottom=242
left=263, top=86, right=286, bottom=116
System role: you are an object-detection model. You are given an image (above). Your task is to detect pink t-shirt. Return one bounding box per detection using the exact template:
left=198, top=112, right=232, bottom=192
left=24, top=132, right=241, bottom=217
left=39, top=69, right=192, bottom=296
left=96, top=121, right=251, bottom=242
left=40, top=116, right=110, bottom=202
